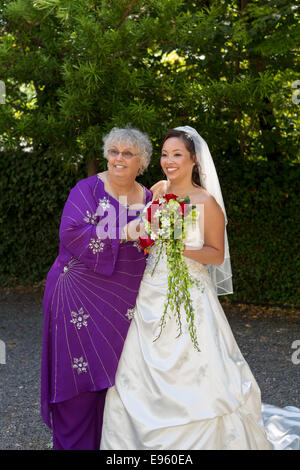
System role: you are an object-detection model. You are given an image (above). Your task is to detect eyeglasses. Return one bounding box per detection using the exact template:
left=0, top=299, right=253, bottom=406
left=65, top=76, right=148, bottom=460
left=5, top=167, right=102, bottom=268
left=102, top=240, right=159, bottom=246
left=107, top=149, right=138, bottom=159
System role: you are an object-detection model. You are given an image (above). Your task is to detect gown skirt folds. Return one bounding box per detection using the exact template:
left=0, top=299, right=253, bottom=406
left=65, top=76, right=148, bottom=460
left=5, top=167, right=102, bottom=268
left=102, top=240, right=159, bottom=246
left=41, top=174, right=152, bottom=429
left=100, top=230, right=274, bottom=450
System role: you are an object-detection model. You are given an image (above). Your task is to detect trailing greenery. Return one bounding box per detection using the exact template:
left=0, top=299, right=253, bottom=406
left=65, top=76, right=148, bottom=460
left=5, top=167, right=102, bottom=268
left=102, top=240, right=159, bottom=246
left=141, top=194, right=203, bottom=351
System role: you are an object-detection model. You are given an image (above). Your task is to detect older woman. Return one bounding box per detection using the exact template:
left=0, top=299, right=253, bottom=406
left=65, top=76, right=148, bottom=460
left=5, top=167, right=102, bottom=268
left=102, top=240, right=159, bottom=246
left=41, top=126, right=153, bottom=450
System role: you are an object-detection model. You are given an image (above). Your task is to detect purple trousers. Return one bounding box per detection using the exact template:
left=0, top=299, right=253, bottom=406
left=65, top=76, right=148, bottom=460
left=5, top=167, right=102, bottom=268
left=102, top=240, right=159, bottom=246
left=51, top=389, right=107, bottom=450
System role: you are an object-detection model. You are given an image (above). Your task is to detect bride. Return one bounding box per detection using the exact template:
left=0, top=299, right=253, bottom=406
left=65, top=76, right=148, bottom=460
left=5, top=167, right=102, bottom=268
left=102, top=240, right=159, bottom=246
left=99, top=126, right=289, bottom=450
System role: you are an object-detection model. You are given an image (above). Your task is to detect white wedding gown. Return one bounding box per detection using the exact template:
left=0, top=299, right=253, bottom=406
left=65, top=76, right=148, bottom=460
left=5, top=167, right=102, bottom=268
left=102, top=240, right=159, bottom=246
left=100, top=220, right=300, bottom=450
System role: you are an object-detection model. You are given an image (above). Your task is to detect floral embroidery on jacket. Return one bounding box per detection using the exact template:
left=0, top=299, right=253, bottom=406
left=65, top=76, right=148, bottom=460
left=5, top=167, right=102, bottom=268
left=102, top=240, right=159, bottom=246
left=72, top=357, right=88, bottom=374
left=88, top=237, right=105, bottom=254
left=98, top=197, right=110, bottom=211
left=133, top=241, right=142, bottom=252
left=83, top=210, right=98, bottom=225
left=70, top=307, right=90, bottom=329
left=125, top=307, right=135, bottom=320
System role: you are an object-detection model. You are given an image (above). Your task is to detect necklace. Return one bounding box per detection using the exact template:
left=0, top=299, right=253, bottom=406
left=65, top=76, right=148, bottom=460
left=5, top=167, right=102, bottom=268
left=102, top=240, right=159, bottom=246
left=101, top=172, right=143, bottom=208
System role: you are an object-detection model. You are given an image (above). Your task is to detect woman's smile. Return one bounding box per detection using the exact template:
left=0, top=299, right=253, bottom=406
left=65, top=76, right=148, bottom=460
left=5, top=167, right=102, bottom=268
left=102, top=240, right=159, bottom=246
left=114, top=164, right=127, bottom=169
left=165, top=166, right=179, bottom=174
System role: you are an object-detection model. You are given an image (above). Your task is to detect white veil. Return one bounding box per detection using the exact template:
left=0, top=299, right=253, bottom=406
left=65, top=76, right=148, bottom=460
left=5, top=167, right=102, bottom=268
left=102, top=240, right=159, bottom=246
left=175, top=125, right=233, bottom=296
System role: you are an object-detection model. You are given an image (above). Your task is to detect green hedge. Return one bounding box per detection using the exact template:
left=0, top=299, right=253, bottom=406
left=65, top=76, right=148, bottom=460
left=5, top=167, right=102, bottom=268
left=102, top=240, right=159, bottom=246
left=219, top=159, right=300, bottom=307
left=0, top=150, right=299, bottom=306
left=0, top=150, right=86, bottom=285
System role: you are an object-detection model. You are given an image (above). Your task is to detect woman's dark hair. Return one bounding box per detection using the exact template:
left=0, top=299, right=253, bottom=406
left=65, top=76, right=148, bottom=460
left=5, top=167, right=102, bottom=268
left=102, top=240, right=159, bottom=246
left=162, top=129, right=201, bottom=187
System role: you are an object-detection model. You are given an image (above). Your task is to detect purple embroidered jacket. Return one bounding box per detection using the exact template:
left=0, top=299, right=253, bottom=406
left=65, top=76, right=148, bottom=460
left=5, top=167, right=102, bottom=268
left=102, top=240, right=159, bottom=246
left=41, top=174, right=152, bottom=428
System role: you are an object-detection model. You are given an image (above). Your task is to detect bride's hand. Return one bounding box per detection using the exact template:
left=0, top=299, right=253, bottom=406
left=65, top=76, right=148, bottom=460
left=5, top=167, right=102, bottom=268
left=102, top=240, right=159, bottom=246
left=150, top=180, right=170, bottom=200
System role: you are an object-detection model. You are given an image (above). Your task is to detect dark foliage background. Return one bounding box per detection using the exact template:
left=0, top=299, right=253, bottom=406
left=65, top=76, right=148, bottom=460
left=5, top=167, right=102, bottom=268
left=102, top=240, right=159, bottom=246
left=0, top=0, right=299, bottom=306
left=1, top=150, right=299, bottom=306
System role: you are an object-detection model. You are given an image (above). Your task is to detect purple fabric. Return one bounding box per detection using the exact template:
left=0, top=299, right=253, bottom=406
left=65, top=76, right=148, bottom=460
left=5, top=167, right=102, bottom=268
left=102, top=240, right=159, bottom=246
left=52, top=390, right=107, bottom=450
left=41, top=174, right=152, bottom=428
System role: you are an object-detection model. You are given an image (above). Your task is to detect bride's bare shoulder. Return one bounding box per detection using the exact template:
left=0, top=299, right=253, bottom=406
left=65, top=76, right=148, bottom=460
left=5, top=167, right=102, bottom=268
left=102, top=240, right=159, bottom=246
left=190, top=187, right=216, bottom=205
left=191, top=187, right=224, bottom=224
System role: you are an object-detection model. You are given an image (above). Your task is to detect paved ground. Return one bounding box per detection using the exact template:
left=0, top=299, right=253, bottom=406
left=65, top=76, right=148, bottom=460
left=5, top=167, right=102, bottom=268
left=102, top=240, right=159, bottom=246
left=0, top=288, right=299, bottom=450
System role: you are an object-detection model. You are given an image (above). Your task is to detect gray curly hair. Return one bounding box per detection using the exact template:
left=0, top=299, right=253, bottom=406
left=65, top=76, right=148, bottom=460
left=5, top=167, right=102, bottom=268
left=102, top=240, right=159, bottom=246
left=102, top=126, right=152, bottom=176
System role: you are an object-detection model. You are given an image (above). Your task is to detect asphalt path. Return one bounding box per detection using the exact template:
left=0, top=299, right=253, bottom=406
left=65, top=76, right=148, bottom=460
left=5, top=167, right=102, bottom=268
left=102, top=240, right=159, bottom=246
left=0, top=289, right=299, bottom=450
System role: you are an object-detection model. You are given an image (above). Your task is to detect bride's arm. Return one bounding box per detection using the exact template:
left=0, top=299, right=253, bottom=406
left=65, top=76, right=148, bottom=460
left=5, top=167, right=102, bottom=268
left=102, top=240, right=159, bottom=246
left=183, top=196, right=225, bottom=266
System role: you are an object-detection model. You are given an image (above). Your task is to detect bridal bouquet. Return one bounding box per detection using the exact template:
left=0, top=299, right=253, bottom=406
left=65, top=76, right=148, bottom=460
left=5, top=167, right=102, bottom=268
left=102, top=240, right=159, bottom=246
left=139, top=194, right=203, bottom=352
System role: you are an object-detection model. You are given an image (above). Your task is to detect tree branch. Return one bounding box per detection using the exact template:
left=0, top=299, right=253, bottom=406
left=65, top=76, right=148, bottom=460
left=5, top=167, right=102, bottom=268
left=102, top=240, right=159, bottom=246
left=116, top=0, right=136, bottom=30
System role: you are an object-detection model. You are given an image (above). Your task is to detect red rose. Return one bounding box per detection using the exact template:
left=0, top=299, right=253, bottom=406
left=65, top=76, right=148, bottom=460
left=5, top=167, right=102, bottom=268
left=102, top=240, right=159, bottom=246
left=139, top=236, right=154, bottom=254
left=164, top=193, right=178, bottom=202
left=179, top=201, right=186, bottom=214
left=146, top=201, right=160, bottom=223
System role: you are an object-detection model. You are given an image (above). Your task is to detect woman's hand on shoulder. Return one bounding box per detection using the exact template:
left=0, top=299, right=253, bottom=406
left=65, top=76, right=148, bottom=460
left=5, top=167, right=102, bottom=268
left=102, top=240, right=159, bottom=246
left=150, top=179, right=170, bottom=200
